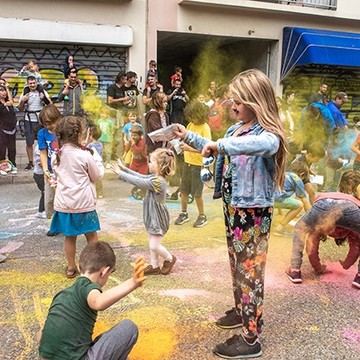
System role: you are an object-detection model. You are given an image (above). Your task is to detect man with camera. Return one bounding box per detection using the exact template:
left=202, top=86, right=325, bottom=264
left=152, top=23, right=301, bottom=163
left=167, top=78, right=189, bottom=126
left=58, top=68, right=84, bottom=116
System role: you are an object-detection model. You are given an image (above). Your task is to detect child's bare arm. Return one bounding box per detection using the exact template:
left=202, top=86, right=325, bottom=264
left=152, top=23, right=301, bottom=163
left=87, top=257, right=145, bottom=311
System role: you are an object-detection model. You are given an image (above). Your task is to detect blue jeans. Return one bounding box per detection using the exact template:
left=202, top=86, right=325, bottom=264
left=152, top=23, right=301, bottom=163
left=291, top=198, right=360, bottom=270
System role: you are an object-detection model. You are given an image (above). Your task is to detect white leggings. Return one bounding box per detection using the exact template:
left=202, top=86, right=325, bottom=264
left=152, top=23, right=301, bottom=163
left=149, top=234, right=172, bottom=268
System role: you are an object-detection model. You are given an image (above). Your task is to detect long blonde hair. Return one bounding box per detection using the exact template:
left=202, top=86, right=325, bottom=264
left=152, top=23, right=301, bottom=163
left=229, top=69, right=288, bottom=188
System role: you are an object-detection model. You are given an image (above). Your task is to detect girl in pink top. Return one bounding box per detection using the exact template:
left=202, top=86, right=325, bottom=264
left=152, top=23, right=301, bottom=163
left=50, top=116, right=104, bottom=278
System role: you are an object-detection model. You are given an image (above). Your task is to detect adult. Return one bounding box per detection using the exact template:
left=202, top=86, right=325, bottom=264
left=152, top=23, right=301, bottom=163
left=145, top=92, right=169, bottom=155
left=327, top=91, right=349, bottom=129
left=142, top=74, right=163, bottom=112
left=107, top=72, right=127, bottom=110
left=0, top=85, right=17, bottom=173
left=121, top=71, right=141, bottom=114
left=19, top=76, right=52, bottom=170
left=208, top=80, right=217, bottom=101
left=308, top=82, right=329, bottom=105
left=107, top=72, right=128, bottom=158
left=58, top=69, right=83, bottom=116
left=175, top=69, right=288, bottom=359
left=167, top=79, right=189, bottom=126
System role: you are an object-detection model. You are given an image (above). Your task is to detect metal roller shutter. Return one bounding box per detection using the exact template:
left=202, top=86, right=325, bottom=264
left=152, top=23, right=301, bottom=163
left=0, top=41, right=127, bottom=107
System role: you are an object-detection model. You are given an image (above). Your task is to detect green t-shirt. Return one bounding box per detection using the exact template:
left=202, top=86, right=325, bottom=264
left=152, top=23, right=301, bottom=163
left=39, top=277, right=102, bottom=360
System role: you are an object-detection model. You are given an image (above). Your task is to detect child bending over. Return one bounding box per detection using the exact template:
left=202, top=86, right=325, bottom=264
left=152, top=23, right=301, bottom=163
left=286, top=170, right=360, bottom=288
left=39, top=241, right=145, bottom=359
left=112, top=148, right=177, bottom=276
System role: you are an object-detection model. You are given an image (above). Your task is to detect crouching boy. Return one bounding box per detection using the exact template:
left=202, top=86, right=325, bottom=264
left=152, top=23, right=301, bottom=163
left=38, top=241, right=145, bottom=360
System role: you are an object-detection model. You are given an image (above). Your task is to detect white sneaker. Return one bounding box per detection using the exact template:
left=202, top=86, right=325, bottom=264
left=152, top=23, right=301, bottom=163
left=10, top=167, right=17, bottom=175
left=36, top=211, right=47, bottom=219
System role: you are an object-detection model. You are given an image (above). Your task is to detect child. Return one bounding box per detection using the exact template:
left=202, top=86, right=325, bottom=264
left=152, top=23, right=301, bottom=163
left=112, top=148, right=177, bottom=276
left=63, top=54, right=76, bottom=79
left=286, top=170, right=360, bottom=288
left=170, top=66, right=183, bottom=87
left=174, top=100, right=211, bottom=228
left=291, top=141, right=326, bottom=204
left=97, top=108, right=114, bottom=168
left=147, top=59, right=158, bottom=81
left=33, top=143, right=46, bottom=218
left=88, top=125, right=104, bottom=199
left=129, top=125, right=148, bottom=175
left=38, top=105, right=60, bottom=225
left=19, top=60, right=48, bottom=95
left=49, top=116, right=104, bottom=278
left=122, top=110, right=141, bottom=166
left=38, top=241, right=145, bottom=359
left=174, top=69, right=289, bottom=359
left=273, top=162, right=311, bottom=237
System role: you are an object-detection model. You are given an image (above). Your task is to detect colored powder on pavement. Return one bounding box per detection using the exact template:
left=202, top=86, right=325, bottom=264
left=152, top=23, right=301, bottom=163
left=342, top=328, right=360, bottom=350
left=98, top=306, right=179, bottom=360
left=159, top=288, right=213, bottom=300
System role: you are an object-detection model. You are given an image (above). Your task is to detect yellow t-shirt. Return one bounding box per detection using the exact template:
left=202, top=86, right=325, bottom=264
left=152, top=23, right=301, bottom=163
left=184, top=122, right=212, bottom=166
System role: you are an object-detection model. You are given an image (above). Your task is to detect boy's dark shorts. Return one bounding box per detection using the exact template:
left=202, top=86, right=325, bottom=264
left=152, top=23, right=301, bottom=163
left=179, top=163, right=204, bottom=197
left=24, top=120, right=38, bottom=146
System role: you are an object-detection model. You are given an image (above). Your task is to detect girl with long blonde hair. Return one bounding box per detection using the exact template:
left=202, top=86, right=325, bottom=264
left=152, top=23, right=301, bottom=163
left=175, top=69, right=288, bottom=359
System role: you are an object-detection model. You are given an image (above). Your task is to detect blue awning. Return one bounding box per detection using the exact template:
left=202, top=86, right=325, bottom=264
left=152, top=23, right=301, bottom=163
left=281, top=27, right=360, bottom=81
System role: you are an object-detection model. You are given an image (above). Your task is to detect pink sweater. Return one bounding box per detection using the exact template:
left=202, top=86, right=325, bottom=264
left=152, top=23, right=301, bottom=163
left=52, top=144, right=104, bottom=213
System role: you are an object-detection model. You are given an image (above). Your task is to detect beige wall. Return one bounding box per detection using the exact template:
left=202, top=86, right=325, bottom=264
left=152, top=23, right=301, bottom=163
left=0, top=0, right=148, bottom=86
left=1, top=0, right=360, bottom=90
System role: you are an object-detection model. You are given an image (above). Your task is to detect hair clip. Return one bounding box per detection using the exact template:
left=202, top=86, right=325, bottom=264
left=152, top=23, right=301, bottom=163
left=54, top=147, right=61, bottom=155
left=166, top=149, right=175, bottom=157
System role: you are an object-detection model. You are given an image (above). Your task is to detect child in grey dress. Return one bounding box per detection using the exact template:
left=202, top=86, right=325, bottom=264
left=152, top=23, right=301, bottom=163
left=112, top=148, right=177, bottom=275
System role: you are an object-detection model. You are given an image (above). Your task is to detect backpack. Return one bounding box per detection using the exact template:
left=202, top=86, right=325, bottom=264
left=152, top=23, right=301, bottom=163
left=208, top=104, right=223, bottom=132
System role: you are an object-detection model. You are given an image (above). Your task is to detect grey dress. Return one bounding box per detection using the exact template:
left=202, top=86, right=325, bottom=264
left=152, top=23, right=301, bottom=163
left=118, top=168, right=169, bottom=236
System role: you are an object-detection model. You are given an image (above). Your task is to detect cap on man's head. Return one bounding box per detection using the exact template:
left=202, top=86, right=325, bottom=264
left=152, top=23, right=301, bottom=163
left=336, top=92, right=348, bottom=102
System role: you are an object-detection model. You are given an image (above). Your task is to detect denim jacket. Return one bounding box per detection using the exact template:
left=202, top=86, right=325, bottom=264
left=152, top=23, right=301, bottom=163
left=184, top=121, right=280, bottom=208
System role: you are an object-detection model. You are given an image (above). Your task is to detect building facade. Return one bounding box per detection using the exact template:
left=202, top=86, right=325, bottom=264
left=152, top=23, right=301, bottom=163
left=1, top=0, right=359, bottom=113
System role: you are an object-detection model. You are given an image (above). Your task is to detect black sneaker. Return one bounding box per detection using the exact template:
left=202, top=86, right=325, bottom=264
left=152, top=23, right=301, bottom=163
left=193, top=214, right=208, bottom=228
left=215, top=308, right=243, bottom=329
left=24, top=162, right=34, bottom=170
left=213, top=334, right=262, bottom=359
left=285, top=267, right=302, bottom=284
left=175, top=212, right=189, bottom=225
left=352, top=273, right=360, bottom=289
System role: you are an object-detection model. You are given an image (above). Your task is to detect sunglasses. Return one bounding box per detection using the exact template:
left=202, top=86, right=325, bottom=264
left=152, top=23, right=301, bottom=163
left=200, top=155, right=215, bottom=183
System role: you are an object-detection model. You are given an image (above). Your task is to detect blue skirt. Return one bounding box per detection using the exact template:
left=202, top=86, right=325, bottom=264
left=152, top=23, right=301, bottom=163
left=50, top=210, right=100, bottom=236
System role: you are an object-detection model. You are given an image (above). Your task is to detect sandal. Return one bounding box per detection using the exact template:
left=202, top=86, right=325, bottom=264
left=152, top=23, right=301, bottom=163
left=65, top=267, right=78, bottom=279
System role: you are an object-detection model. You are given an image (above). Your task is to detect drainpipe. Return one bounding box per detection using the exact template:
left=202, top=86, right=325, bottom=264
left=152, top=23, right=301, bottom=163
left=266, top=43, right=271, bottom=77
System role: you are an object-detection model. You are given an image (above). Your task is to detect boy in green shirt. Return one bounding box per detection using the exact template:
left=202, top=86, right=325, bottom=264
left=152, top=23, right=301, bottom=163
left=39, top=241, right=145, bottom=360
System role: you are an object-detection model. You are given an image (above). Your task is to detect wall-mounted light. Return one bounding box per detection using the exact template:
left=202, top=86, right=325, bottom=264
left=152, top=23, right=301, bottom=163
left=188, top=25, right=192, bottom=31
left=248, top=30, right=255, bottom=35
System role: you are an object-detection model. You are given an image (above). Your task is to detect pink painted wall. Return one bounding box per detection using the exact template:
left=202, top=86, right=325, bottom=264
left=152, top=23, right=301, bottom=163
left=147, top=0, right=178, bottom=62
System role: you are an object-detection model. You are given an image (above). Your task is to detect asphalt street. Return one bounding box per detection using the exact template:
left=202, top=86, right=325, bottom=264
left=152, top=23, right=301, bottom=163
left=0, top=141, right=359, bottom=360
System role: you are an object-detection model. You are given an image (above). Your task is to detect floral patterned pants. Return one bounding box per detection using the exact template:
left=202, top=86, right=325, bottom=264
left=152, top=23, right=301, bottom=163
left=223, top=203, right=273, bottom=337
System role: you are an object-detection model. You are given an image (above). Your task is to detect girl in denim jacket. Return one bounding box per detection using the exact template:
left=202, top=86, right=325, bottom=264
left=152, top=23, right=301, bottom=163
left=175, top=69, right=288, bottom=359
